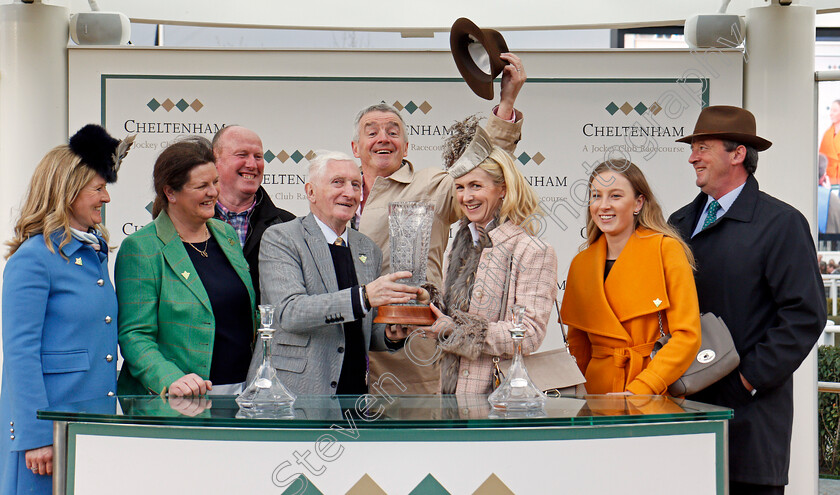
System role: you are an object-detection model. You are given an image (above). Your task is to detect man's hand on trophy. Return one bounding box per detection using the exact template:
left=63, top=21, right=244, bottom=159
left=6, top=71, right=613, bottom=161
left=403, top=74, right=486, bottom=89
left=385, top=324, right=411, bottom=341
left=365, top=271, right=421, bottom=307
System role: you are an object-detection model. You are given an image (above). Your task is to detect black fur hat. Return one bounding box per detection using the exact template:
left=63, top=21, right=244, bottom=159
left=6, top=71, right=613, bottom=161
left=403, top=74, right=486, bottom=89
left=68, top=124, right=135, bottom=183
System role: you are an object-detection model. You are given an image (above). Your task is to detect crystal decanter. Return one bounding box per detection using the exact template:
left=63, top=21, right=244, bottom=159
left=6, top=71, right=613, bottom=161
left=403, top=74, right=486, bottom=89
left=487, top=305, right=547, bottom=411
left=236, top=304, right=296, bottom=410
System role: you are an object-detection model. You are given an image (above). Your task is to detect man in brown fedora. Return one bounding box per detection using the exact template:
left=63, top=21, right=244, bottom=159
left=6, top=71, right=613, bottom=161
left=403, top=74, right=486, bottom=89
left=669, top=105, right=826, bottom=494
left=351, top=54, right=527, bottom=395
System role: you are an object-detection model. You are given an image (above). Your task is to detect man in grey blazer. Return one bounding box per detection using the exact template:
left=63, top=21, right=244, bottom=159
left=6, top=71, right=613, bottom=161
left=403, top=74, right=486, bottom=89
left=247, top=151, right=420, bottom=396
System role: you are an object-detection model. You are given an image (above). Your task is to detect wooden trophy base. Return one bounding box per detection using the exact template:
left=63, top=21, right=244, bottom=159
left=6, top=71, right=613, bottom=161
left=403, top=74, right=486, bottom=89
left=373, top=304, right=435, bottom=325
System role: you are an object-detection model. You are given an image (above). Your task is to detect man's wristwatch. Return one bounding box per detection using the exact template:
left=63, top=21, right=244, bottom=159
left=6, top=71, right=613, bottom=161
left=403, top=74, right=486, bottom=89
left=361, top=285, right=371, bottom=308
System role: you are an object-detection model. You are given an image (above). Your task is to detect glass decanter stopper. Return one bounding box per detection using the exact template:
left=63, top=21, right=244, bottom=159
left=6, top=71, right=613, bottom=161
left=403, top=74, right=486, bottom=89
left=236, top=304, right=296, bottom=410
left=488, top=305, right=546, bottom=411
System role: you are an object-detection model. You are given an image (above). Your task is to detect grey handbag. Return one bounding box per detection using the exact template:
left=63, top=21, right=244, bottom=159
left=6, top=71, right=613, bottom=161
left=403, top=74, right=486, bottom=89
left=496, top=285, right=587, bottom=397
left=651, top=311, right=740, bottom=396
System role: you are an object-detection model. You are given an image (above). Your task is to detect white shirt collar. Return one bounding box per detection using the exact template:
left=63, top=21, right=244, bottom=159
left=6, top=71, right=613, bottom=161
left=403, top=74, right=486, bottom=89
left=468, top=219, right=495, bottom=245
left=705, top=180, right=746, bottom=216
left=313, top=214, right=348, bottom=245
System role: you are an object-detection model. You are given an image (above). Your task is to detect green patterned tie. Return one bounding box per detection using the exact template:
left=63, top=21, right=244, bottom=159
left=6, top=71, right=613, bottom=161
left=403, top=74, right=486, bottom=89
left=702, top=200, right=721, bottom=230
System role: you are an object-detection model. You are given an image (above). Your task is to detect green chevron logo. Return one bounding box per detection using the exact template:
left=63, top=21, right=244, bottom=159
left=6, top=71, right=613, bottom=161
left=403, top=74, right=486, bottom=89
left=263, top=149, right=316, bottom=164
left=605, top=101, right=662, bottom=116
left=393, top=100, right=433, bottom=115
left=147, top=98, right=204, bottom=112
left=517, top=151, right=546, bottom=166
left=279, top=472, right=517, bottom=494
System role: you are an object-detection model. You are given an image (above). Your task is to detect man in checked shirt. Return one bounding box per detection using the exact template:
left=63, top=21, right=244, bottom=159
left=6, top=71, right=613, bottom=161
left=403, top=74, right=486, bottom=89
left=213, top=125, right=296, bottom=304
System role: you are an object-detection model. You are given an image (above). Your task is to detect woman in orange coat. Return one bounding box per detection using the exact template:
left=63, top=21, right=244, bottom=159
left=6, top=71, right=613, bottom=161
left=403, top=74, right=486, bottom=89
left=561, top=160, right=701, bottom=395
left=819, top=100, right=840, bottom=184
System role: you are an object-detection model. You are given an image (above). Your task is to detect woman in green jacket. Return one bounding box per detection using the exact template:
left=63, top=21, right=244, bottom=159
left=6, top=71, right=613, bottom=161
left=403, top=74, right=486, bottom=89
left=116, top=137, right=256, bottom=396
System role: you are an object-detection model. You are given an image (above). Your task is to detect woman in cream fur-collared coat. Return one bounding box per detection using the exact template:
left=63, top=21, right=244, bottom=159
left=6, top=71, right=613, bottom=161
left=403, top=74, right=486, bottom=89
left=424, top=130, right=557, bottom=394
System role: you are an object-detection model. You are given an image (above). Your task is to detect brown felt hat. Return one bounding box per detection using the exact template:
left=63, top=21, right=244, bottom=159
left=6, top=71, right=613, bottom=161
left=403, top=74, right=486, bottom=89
left=450, top=17, right=509, bottom=100
left=676, top=105, right=772, bottom=151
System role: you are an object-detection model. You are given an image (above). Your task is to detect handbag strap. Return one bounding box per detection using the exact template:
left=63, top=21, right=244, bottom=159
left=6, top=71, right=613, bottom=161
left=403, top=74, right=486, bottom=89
left=657, top=311, right=666, bottom=338
left=554, top=282, right=570, bottom=346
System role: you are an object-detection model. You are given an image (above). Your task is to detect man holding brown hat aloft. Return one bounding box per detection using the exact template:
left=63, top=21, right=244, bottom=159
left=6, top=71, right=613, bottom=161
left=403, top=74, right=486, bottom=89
left=669, top=105, right=825, bottom=494
left=355, top=18, right=527, bottom=395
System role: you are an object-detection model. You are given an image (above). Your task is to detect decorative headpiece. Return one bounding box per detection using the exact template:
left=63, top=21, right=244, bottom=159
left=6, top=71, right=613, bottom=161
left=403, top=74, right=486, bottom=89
left=446, top=125, right=494, bottom=179
left=68, top=124, right=136, bottom=183
left=442, top=114, right=481, bottom=169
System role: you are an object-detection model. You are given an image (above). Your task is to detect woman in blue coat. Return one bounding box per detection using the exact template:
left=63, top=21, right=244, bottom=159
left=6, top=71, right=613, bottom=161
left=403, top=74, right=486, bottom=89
left=0, top=125, right=133, bottom=494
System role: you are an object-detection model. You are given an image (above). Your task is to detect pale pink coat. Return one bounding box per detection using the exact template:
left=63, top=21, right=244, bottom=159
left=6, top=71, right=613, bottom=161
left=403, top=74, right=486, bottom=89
left=444, top=221, right=558, bottom=394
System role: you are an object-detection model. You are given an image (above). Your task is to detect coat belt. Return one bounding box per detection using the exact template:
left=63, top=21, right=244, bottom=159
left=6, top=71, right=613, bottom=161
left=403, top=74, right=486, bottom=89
left=592, top=342, right=656, bottom=392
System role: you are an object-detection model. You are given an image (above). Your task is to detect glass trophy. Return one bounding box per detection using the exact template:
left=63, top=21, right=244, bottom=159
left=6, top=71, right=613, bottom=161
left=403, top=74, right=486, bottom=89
left=373, top=201, right=435, bottom=325
left=236, top=304, right=296, bottom=410
left=488, top=305, right=547, bottom=411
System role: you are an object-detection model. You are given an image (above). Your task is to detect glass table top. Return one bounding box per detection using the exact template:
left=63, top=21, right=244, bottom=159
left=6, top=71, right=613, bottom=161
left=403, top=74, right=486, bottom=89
left=39, top=394, right=732, bottom=429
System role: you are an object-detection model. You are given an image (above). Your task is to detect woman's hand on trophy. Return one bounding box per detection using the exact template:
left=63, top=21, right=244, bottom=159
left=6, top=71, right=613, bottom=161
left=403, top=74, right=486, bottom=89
left=365, top=271, right=421, bottom=307
left=423, top=303, right=456, bottom=340
left=417, top=287, right=431, bottom=305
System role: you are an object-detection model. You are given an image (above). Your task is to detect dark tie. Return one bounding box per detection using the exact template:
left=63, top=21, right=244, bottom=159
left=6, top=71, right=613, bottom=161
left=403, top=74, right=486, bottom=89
left=334, top=236, right=345, bottom=247
left=702, top=200, right=721, bottom=231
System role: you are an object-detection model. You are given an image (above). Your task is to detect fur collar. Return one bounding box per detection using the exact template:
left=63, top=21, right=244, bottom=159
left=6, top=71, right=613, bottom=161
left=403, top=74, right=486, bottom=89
left=439, top=218, right=499, bottom=393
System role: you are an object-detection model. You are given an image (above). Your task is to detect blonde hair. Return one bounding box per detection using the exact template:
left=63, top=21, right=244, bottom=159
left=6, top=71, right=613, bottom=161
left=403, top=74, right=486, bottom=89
left=458, top=147, right=542, bottom=235
left=585, top=159, right=695, bottom=268
left=6, top=146, right=109, bottom=259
